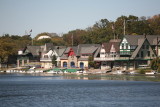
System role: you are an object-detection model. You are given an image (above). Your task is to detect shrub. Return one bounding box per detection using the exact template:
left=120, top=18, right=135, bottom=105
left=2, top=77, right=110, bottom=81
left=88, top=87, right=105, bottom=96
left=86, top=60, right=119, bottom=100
left=139, top=69, right=146, bottom=74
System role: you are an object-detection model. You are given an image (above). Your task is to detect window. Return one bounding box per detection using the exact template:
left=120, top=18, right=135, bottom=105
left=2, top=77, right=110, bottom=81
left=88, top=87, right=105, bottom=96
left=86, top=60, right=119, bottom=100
left=142, top=45, right=145, bottom=49
left=44, top=55, right=48, bottom=58
left=122, top=44, right=124, bottom=49
left=100, top=52, right=105, bottom=54
left=137, top=54, right=139, bottom=57
left=131, top=46, right=136, bottom=50
left=147, top=51, right=150, bottom=57
left=126, top=43, right=128, bottom=49
left=141, top=51, right=144, bottom=57
left=146, top=45, right=149, bottom=49
left=24, top=60, right=27, bottom=64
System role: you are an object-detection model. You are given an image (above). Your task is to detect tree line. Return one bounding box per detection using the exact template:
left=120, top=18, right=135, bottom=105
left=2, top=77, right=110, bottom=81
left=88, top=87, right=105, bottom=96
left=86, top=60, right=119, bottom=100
left=0, top=34, right=32, bottom=64
left=0, top=14, right=160, bottom=64
left=63, top=14, right=160, bottom=46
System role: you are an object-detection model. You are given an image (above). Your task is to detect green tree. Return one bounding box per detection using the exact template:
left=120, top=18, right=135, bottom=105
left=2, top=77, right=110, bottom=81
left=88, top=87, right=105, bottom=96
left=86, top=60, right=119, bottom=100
left=88, top=55, right=94, bottom=68
left=52, top=55, right=57, bottom=67
left=150, top=57, right=160, bottom=72
left=0, top=34, right=32, bottom=67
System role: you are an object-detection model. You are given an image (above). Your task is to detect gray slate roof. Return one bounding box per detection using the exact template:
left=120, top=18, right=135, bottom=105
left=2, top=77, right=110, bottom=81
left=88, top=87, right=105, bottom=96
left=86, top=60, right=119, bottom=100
left=131, top=38, right=145, bottom=59
left=25, top=46, right=41, bottom=56
left=77, top=44, right=101, bottom=56
left=60, top=44, right=101, bottom=59
left=81, top=47, right=98, bottom=53
left=45, top=43, right=54, bottom=51
left=124, top=35, right=160, bottom=45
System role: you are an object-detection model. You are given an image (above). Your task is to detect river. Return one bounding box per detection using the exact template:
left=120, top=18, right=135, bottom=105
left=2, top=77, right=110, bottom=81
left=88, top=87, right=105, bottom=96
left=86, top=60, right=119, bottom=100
left=0, top=73, right=160, bottom=107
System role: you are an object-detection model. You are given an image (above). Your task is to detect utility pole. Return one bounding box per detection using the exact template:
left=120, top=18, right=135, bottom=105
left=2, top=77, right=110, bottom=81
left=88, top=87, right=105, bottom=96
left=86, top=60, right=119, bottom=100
left=157, top=36, right=159, bottom=57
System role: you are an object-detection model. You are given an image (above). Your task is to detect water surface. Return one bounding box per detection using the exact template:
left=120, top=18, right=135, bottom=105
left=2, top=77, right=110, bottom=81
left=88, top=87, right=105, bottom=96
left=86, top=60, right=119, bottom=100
left=0, top=73, right=160, bottom=107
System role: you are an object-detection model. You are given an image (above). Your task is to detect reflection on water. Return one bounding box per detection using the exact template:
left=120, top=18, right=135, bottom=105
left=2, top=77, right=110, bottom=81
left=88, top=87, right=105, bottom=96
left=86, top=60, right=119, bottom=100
left=0, top=73, right=160, bottom=82
left=61, top=74, right=160, bottom=82
left=1, top=73, right=160, bottom=107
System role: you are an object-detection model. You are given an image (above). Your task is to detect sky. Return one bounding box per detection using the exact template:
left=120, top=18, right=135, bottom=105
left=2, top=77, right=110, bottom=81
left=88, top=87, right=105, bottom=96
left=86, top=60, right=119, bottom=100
left=0, top=0, right=160, bottom=38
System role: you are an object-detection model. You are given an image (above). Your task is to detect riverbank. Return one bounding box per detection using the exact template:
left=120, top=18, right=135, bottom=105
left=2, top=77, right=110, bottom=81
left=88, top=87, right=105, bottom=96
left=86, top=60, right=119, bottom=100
left=0, top=68, right=158, bottom=75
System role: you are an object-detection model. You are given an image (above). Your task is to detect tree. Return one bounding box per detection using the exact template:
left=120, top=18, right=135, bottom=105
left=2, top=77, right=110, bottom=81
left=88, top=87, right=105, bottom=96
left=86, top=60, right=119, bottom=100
left=0, top=34, right=32, bottom=67
left=52, top=55, right=57, bottom=67
left=88, top=55, right=94, bottom=68
left=148, top=14, right=160, bottom=35
left=150, top=57, right=160, bottom=72
left=0, top=40, right=15, bottom=64
left=93, top=19, right=109, bottom=29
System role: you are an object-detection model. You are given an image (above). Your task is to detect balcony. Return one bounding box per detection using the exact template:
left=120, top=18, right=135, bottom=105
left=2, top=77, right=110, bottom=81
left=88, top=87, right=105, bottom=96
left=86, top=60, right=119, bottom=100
left=94, top=57, right=130, bottom=61
left=120, top=51, right=131, bottom=55
left=94, top=57, right=116, bottom=61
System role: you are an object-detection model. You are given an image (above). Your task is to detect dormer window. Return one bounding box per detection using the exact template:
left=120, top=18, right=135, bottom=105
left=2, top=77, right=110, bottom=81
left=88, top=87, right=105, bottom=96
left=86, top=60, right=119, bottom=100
left=44, top=55, right=48, bottom=58
left=126, top=43, right=128, bottom=49
left=122, top=44, right=124, bottom=49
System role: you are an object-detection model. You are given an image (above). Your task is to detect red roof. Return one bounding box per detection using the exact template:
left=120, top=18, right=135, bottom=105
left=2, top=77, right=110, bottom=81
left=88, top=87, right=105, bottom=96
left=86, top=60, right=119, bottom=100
left=68, top=48, right=76, bottom=56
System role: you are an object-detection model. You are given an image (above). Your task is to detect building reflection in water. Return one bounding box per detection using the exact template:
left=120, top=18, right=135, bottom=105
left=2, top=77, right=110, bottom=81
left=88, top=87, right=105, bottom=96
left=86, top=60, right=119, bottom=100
left=19, top=73, right=160, bottom=81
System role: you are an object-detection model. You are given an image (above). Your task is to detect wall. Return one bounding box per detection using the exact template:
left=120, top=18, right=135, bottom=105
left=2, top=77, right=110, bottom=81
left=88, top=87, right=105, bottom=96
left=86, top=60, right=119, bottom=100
left=77, top=61, right=88, bottom=68
left=41, top=62, right=52, bottom=68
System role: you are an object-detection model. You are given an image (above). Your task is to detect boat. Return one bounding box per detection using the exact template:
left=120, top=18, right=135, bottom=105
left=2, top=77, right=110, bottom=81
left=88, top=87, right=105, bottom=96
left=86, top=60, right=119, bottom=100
left=112, top=70, right=125, bottom=74
left=46, top=70, right=58, bottom=74
left=145, top=71, right=157, bottom=75
left=76, top=69, right=86, bottom=74
left=129, top=71, right=138, bottom=74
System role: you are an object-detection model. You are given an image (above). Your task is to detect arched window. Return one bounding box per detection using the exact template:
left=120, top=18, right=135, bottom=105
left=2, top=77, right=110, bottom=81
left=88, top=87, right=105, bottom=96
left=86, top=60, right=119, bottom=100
left=70, top=62, right=75, bottom=68
left=80, top=62, right=84, bottom=68
left=63, top=62, right=67, bottom=68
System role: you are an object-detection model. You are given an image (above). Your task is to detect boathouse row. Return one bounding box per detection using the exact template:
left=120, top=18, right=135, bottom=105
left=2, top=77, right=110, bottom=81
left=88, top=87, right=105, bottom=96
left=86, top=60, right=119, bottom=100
left=17, top=35, right=160, bottom=70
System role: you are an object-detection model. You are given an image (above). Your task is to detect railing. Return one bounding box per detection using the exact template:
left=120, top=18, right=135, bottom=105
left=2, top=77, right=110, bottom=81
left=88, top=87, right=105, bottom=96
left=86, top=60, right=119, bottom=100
left=94, top=57, right=130, bottom=61
left=94, top=57, right=115, bottom=61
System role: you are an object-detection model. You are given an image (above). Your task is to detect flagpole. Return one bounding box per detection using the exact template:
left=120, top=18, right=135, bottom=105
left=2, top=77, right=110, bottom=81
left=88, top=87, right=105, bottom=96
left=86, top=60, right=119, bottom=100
left=30, top=29, right=33, bottom=45
left=112, top=23, right=115, bottom=40
left=72, top=33, right=73, bottom=47
left=124, top=19, right=126, bottom=35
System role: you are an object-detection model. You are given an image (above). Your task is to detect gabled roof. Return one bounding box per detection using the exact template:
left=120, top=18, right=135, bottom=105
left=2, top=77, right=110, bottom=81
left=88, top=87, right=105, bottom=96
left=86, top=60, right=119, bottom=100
left=94, top=46, right=101, bottom=57
left=54, top=48, right=66, bottom=57
left=131, top=38, right=156, bottom=59
left=60, top=46, right=77, bottom=59
left=102, top=42, right=120, bottom=53
left=124, top=35, right=160, bottom=45
left=131, top=38, right=146, bottom=59
left=77, top=44, right=101, bottom=56
left=25, top=46, right=41, bottom=56
left=45, top=43, right=54, bottom=51
left=124, top=35, right=142, bottom=45
left=81, top=47, right=98, bottom=54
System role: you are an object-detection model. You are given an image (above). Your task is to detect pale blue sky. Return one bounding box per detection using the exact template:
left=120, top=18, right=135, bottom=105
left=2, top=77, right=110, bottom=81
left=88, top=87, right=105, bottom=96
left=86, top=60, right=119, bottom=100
left=0, top=0, right=160, bottom=37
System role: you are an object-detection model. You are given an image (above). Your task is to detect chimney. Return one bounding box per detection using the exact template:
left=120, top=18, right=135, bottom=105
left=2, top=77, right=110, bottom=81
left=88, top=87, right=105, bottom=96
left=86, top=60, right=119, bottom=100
left=143, top=33, right=146, bottom=38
